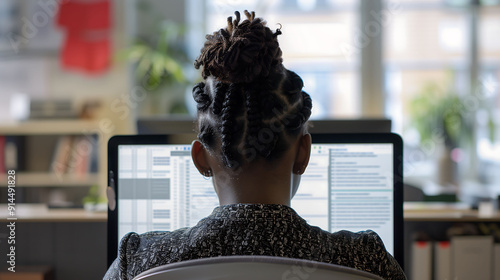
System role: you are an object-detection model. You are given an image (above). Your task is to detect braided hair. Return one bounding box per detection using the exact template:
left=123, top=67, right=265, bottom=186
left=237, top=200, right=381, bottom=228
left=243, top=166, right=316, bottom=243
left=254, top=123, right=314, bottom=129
left=193, top=10, right=312, bottom=169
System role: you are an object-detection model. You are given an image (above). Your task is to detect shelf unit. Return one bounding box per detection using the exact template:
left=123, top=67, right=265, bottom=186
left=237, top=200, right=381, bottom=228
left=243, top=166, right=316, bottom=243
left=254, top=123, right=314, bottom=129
left=0, top=172, right=100, bottom=187
left=0, top=119, right=112, bottom=205
left=0, top=203, right=107, bottom=222
left=0, top=120, right=103, bottom=135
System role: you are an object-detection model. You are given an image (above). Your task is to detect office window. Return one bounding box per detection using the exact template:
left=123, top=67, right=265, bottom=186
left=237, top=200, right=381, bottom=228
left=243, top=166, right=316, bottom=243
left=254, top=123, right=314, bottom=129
left=479, top=6, right=500, bottom=61
left=192, top=0, right=500, bottom=183
left=384, top=4, right=469, bottom=134
left=203, top=0, right=360, bottom=119
left=384, top=0, right=500, bottom=182
left=478, top=6, right=500, bottom=175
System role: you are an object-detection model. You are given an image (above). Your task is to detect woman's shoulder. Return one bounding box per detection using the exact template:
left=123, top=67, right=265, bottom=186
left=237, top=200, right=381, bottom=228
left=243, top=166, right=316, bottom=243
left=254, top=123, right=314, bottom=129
left=318, top=228, right=385, bottom=256
left=329, top=229, right=385, bottom=244
left=315, top=228, right=385, bottom=254
left=109, top=228, right=192, bottom=279
left=119, top=227, right=191, bottom=256
left=314, top=229, right=406, bottom=279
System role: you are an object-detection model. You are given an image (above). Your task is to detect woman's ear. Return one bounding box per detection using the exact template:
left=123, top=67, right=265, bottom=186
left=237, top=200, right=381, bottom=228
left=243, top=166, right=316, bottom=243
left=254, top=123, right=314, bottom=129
left=191, top=140, right=211, bottom=176
left=293, top=133, right=311, bottom=174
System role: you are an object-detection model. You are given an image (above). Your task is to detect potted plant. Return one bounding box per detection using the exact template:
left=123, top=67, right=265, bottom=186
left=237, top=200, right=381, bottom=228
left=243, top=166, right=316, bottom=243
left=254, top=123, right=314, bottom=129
left=118, top=4, right=190, bottom=116
left=409, top=80, right=495, bottom=187
left=82, top=185, right=108, bottom=212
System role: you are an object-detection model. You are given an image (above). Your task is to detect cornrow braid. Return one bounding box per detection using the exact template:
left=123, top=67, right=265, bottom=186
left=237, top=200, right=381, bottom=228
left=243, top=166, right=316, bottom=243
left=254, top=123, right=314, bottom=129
left=193, top=11, right=312, bottom=169
left=198, top=122, right=215, bottom=149
left=245, top=88, right=261, bottom=147
left=300, top=92, right=313, bottom=124
left=212, top=82, right=227, bottom=116
left=220, top=84, right=244, bottom=168
left=192, top=82, right=210, bottom=112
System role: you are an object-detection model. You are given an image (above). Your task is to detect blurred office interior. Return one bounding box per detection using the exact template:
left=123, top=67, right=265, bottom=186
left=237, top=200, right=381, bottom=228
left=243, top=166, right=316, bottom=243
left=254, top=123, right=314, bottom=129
left=0, top=0, right=499, bottom=279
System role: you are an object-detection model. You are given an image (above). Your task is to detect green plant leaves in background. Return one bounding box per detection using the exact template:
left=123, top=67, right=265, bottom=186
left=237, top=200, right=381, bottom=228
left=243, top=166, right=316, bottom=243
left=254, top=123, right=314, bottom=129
left=117, top=20, right=189, bottom=92
left=409, top=83, right=474, bottom=149
left=409, top=78, right=496, bottom=149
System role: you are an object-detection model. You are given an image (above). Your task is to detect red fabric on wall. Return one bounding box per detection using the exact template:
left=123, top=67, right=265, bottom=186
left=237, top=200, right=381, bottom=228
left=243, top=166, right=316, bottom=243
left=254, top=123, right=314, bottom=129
left=61, top=31, right=110, bottom=72
left=57, top=0, right=112, bottom=74
left=58, top=0, right=110, bottom=30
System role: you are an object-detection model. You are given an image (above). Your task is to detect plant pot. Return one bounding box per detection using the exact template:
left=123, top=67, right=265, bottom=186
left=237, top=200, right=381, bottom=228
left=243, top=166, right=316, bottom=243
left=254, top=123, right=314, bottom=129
left=137, top=85, right=189, bottom=117
left=437, top=146, right=459, bottom=187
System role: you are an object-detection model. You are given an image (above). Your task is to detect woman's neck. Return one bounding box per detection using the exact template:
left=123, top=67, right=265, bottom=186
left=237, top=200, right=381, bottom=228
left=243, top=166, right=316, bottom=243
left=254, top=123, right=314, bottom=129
left=212, top=160, right=293, bottom=206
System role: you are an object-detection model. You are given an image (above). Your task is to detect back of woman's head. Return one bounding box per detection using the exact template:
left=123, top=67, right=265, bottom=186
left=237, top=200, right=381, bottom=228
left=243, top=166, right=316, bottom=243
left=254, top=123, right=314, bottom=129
left=193, top=11, right=312, bottom=169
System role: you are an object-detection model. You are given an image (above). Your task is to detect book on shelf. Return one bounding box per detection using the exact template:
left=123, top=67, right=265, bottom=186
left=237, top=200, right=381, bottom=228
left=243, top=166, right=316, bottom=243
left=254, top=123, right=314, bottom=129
left=51, top=135, right=74, bottom=176
left=51, top=135, right=98, bottom=178
left=67, top=136, right=84, bottom=176
left=0, top=136, right=5, bottom=173
left=68, top=136, right=95, bottom=177
left=4, top=136, right=25, bottom=171
left=89, top=134, right=98, bottom=173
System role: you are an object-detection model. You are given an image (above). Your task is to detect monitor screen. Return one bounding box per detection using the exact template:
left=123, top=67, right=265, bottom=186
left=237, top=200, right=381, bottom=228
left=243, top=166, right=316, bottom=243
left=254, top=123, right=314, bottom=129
left=116, top=142, right=395, bottom=255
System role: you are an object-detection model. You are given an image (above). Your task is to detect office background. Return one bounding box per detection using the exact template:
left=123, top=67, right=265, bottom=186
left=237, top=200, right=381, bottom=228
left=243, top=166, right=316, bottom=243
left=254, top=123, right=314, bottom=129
left=0, top=0, right=499, bottom=279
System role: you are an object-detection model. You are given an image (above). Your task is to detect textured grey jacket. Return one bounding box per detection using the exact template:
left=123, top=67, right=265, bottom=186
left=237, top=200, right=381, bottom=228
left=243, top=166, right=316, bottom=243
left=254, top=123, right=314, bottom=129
left=104, top=204, right=406, bottom=280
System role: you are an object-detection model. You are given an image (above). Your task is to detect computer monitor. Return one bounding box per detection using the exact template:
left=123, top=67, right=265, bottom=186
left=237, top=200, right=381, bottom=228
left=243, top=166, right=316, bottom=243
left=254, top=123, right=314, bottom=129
left=107, top=133, right=403, bottom=269
left=136, top=118, right=392, bottom=135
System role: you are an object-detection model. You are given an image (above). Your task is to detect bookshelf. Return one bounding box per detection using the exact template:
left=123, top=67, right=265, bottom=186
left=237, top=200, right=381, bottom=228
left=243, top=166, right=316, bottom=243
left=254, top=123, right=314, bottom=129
left=0, top=172, right=100, bottom=187
left=0, top=120, right=102, bottom=134
left=0, top=203, right=107, bottom=222
left=0, top=119, right=112, bottom=207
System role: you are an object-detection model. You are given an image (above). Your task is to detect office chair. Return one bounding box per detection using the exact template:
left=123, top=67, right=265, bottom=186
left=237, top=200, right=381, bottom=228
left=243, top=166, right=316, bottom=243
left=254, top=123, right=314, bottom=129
left=133, top=255, right=384, bottom=280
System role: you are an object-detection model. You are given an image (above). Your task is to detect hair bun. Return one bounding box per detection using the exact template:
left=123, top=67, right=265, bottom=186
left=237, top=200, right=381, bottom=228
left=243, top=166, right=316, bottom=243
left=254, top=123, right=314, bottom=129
left=195, top=10, right=283, bottom=84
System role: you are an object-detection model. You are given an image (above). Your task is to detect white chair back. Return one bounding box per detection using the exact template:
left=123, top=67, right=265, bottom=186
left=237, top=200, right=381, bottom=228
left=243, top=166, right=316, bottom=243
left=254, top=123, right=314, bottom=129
left=133, top=256, right=385, bottom=280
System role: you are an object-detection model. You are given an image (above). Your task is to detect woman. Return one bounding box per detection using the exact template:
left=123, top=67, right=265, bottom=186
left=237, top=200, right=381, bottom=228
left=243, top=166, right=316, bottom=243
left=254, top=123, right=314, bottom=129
left=104, top=11, right=406, bottom=280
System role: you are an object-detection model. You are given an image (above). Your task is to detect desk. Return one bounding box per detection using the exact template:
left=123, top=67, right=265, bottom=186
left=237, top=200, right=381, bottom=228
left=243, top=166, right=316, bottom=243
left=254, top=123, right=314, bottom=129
left=0, top=204, right=107, bottom=222
left=3, top=202, right=500, bottom=222
left=404, top=202, right=500, bottom=222
left=0, top=204, right=107, bottom=280
left=403, top=202, right=500, bottom=278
